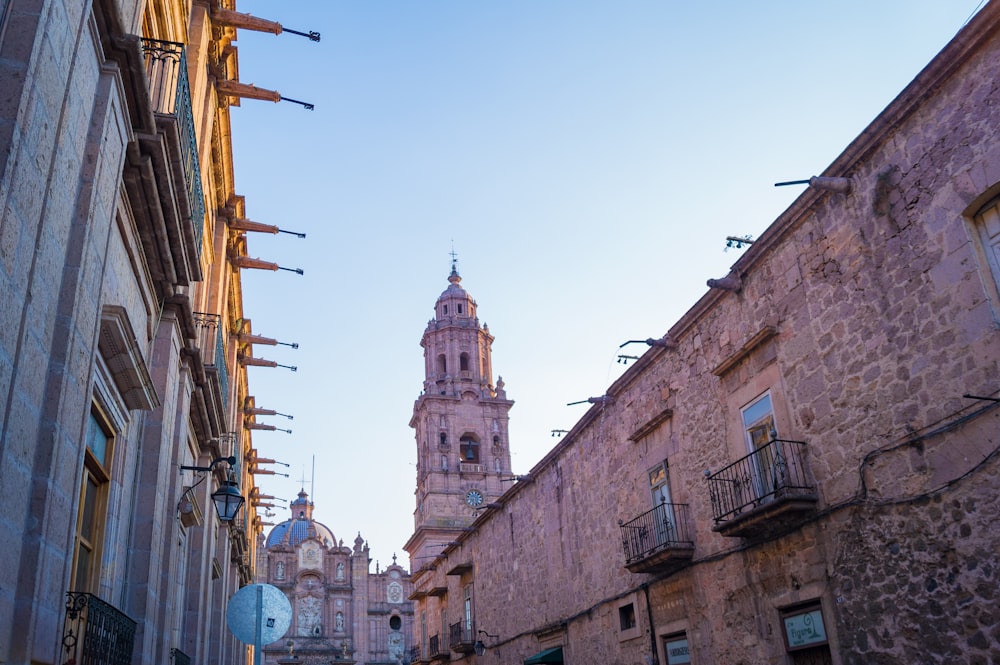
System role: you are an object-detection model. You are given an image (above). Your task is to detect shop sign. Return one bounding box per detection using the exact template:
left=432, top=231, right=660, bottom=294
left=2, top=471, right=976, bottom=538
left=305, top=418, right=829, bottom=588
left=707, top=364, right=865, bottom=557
left=783, top=608, right=827, bottom=649
left=664, top=636, right=691, bottom=664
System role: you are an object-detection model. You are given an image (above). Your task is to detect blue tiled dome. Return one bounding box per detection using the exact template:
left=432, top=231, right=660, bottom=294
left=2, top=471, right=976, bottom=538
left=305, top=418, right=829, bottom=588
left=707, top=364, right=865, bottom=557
left=265, top=489, right=337, bottom=548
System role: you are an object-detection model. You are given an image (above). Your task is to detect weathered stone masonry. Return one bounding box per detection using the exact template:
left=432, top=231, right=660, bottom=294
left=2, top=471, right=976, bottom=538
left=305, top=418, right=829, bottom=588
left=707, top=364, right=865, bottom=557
left=406, top=5, right=1000, bottom=665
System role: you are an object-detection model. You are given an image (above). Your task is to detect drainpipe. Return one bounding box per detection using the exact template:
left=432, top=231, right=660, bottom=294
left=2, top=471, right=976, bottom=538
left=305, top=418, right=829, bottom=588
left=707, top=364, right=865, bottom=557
left=643, top=583, right=659, bottom=665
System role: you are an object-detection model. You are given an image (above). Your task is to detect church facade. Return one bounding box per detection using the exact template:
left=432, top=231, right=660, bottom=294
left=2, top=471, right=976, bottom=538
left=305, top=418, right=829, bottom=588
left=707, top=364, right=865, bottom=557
left=258, top=491, right=415, bottom=664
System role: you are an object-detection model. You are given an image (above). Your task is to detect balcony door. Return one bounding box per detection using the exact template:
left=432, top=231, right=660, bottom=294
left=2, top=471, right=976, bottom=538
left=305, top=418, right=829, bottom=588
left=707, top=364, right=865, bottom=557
left=741, top=392, right=778, bottom=503
left=73, top=408, right=113, bottom=592
left=648, top=462, right=677, bottom=546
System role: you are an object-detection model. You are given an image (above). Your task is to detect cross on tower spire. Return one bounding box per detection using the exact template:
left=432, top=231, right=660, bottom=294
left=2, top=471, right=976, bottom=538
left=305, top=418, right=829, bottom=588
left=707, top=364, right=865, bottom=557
left=449, top=244, right=459, bottom=276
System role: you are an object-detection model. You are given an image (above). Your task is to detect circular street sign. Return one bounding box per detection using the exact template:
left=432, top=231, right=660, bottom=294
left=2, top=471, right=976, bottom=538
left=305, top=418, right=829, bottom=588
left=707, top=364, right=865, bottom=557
left=226, top=583, right=293, bottom=645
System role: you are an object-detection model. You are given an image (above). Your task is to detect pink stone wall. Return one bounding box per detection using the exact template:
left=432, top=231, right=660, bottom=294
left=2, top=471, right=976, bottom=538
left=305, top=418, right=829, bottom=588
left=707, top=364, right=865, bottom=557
left=409, top=6, right=1000, bottom=665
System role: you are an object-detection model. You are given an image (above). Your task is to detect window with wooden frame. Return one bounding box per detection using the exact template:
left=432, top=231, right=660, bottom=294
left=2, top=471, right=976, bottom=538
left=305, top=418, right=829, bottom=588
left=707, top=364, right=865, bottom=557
left=72, top=405, right=115, bottom=592
left=969, top=194, right=1000, bottom=319
left=463, top=583, right=473, bottom=634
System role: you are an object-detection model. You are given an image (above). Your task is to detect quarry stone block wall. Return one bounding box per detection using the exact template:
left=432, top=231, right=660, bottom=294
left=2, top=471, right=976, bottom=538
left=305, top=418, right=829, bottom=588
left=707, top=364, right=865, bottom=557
left=407, top=6, right=1000, bottom=665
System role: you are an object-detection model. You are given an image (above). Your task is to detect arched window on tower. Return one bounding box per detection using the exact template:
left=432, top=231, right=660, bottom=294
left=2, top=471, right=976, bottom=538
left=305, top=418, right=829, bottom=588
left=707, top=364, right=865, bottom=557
left=459, top=352, right=470, bottom=372
left=459, top=436, right=480, bottom=464
left=439, top=432, right=448, bottom=447
left=437, top=354, right=447, bottom=375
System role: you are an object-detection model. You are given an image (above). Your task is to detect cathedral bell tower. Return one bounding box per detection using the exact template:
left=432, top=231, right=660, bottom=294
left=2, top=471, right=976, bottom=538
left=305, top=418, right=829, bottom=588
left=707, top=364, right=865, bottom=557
left=404, top=263, right=514, bottom=565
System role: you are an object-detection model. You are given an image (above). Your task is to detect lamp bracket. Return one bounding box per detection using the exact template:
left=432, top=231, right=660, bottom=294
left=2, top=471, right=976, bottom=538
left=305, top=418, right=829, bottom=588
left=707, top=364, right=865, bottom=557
left=180, top=455, right=237, bottom=473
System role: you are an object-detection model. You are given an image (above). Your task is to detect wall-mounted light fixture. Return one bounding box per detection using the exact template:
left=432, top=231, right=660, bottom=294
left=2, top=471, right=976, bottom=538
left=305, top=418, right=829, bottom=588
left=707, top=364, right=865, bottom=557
left=179, top=456, right=245, bottom=522
left=725, top=235, right=755, bottom=251
left=475, top=630, right=498, bottom=656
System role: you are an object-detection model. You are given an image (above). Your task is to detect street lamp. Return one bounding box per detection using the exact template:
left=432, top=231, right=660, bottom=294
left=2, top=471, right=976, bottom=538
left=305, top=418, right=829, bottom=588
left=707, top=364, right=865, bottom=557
left=180, top=456, right=245, bottom=522
left=475, top=630, right=497, bottom=656
left=211, top=480, right=245, bottom=522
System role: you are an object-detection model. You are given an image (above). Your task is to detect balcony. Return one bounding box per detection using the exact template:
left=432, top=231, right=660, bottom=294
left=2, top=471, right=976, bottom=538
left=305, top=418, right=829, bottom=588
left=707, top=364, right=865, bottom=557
left=449, top=622, right=476, bottom=654
left=619, top=502, right=694, bottom=575
left=140, top=39, right=205, bottom=262
left=707, top=438, right=818, bottom=538
left=62, top=592, right=137, bottom=665
left=230, top=523, right=253, bottom=585
left=410, top=645, right=429, bottom=664
left=429, top=634, right=450, bottom=660
left=171, top=648, right=192, bottom=665
left=194, top=312, right=230, bottom=436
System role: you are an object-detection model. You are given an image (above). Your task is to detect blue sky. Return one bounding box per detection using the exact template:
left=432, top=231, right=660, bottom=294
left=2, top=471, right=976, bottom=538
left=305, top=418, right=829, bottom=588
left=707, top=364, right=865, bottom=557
left=227, top=1, right=985, bottom=566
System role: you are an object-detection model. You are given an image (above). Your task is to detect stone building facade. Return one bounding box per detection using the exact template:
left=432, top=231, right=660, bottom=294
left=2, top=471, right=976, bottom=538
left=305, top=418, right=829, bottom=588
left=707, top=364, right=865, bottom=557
left=257, top=490, right=415, bottom=665
left=405, top=4, right=1000, bottom=665
left=0, top=1, right=306, bottom=663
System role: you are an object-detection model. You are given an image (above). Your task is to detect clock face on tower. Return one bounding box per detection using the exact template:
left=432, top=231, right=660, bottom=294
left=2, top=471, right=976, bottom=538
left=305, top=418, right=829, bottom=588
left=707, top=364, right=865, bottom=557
left=465, top=489, right=484, bottom=507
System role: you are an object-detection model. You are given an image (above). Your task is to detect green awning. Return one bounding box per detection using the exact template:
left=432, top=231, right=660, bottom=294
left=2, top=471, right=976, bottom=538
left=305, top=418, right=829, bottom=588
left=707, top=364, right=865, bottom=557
left=524, top=646, right=564, bottom=664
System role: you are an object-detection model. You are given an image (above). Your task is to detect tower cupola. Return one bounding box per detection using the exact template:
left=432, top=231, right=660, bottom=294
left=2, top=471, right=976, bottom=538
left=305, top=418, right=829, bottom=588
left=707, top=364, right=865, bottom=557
left=435, top=264, right=478, bottom=321
left=421, top=261, right=496, bottom=396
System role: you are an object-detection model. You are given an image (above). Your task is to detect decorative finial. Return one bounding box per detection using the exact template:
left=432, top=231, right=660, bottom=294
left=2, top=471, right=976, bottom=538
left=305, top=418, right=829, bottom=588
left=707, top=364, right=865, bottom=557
left=449, top=243, right=459, bottom=277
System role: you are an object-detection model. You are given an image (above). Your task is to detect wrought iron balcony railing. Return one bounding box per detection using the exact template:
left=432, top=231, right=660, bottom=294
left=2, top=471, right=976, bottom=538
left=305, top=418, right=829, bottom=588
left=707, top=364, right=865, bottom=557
left=410, top=645, right=426, bottom=663
left=139, top=38, right=206, bottom=258
left=63, top=592, right=137, bottom=665
left=170, top=648, right=191, bottom=665
left=427, top=635, right=451, bottom=660
left=193, top=312, right=230, bottom=414
left=449, top=621, right=475, bottom=653
left=619, top=502, right=694, bottom=573
left=706, top=438, right=817, bottom=536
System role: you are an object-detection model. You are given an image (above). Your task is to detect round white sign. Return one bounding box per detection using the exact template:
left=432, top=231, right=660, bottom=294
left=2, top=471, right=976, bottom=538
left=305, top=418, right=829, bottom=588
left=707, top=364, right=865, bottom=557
left=226, top=583, right=293, bottom=646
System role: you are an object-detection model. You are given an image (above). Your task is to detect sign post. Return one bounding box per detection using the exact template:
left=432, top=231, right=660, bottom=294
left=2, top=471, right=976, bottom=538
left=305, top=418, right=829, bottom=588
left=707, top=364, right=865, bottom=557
left=227, top=583, right=293, bottom=665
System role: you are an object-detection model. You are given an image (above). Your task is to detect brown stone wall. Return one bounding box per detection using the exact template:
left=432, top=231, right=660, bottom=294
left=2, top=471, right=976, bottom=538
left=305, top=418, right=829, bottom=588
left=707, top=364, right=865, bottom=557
left=831, top=423, right=1000, bottom=664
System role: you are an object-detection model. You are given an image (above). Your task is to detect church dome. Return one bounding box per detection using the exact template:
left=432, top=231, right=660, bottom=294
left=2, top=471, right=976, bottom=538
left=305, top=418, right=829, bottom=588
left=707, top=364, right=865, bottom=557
left=265, top=489, right=337, bottom=548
